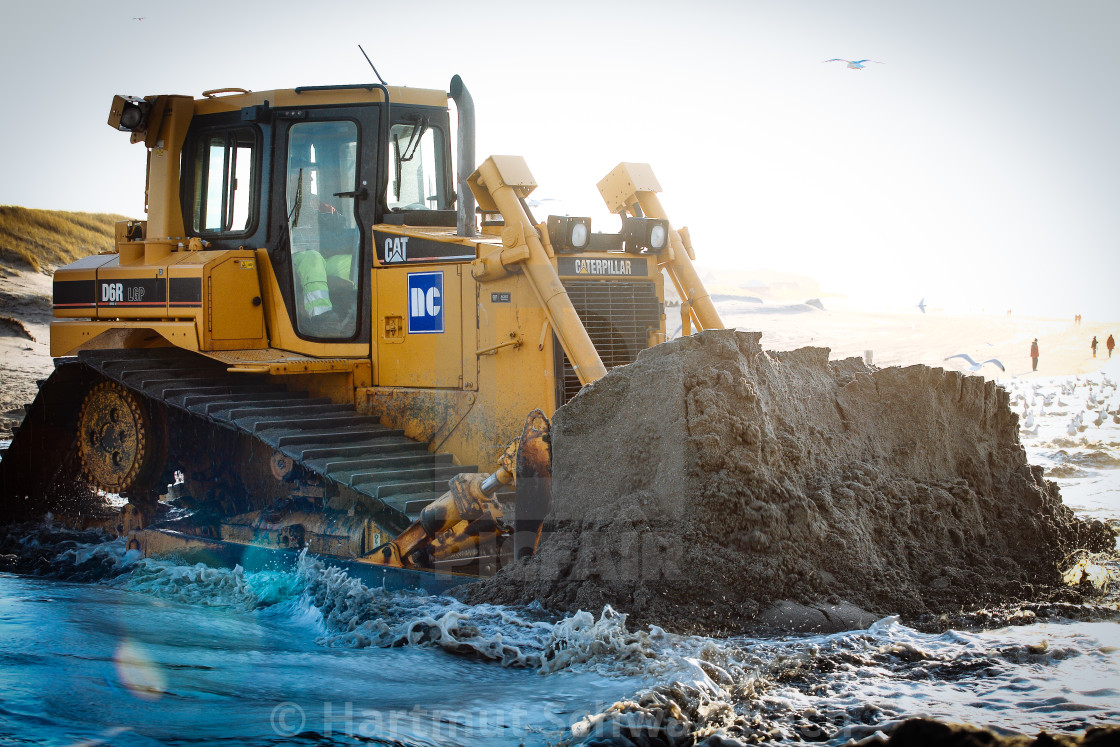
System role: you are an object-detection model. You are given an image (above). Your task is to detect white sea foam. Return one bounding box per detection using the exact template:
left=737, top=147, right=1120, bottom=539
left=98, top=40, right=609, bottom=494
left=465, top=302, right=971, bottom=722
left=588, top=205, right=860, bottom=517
left=566, top=613, right=1120, bottom=744
left=121, top=561, right=269, bottom=609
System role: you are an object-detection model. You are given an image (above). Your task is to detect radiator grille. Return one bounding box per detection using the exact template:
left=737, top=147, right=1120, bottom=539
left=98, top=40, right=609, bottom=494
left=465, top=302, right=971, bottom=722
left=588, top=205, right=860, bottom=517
left=557, top=280, right=661, bottom=405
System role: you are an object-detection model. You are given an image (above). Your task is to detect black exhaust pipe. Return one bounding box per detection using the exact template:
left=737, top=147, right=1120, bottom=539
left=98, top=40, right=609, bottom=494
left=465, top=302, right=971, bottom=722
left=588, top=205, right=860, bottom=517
left=449, top=75, right=477, bottom=238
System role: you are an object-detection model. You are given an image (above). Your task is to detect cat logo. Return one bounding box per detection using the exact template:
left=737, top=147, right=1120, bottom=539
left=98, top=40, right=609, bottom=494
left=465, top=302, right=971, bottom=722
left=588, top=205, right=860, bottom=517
left=574, top=258, right=633, bottom=275
left=385, top=236, right=409, bottom=263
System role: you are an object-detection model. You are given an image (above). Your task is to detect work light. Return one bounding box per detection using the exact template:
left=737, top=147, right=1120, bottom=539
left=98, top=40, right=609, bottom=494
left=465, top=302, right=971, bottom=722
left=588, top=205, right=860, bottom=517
left=108, top=95, right=151, bottom=133
left=620, top=217, right=670, bottom=253
left=119, top=104, right=145, bottom=130
left=547, top=216, right=592, bottom=253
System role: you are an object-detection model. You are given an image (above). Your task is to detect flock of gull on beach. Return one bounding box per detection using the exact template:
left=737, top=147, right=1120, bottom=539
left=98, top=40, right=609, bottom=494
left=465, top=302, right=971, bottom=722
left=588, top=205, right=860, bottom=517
left=1004, top=374, right=1120, bottom=438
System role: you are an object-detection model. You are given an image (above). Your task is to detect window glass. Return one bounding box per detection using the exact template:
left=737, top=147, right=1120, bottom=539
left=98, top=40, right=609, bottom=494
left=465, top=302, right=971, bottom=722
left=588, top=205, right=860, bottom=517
left=388, top=122, right=446, bottom=211
left=230, top=142, right=254, bottom=230
left=204, top=141, right=225, bottom=230
left=286, top=121, right=360, bottom=339
left=189, top=128, right=256, bottom=234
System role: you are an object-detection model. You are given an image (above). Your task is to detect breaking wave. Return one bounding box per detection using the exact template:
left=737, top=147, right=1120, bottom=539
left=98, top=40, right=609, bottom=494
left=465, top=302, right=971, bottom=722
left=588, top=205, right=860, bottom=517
left=0, top=523, right=678, bottom=674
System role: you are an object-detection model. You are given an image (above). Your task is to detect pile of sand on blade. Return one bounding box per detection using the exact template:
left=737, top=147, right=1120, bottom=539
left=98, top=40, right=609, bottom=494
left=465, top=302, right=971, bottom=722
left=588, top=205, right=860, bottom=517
left=466, top=330, right=1115, bottom=635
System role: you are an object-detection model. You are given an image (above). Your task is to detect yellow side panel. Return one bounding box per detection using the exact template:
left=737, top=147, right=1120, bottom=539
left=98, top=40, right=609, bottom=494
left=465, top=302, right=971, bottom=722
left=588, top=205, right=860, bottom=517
left=208, top=257, right=265, bottom=343
left=52, top=254, right=116, bottom=318
left=450, top=272, right=556, bottom=468
left=474, top=272, right=554, bottom=415
left=375, top=264, right=463, bottom=388
left=359, top=268, right=558, bottom=470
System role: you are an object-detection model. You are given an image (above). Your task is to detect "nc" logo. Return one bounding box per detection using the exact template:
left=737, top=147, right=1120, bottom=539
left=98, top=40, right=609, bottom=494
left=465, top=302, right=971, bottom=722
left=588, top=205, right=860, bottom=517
left=407, top=271, right=444, bottom=334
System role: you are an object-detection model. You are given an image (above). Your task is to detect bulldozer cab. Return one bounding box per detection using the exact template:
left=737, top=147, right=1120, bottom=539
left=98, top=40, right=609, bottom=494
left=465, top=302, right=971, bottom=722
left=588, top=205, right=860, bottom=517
left=181, top=94, right=452, bottom=343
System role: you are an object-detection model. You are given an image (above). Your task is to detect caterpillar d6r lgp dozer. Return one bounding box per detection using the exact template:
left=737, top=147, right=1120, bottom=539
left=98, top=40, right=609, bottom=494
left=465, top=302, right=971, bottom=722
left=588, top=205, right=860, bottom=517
left=0, top=76, right=723, bottom=589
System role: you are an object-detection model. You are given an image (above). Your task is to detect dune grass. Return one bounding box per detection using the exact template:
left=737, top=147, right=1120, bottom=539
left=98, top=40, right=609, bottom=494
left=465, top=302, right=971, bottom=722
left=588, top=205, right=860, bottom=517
left=0, top=206, right=130, bottom=273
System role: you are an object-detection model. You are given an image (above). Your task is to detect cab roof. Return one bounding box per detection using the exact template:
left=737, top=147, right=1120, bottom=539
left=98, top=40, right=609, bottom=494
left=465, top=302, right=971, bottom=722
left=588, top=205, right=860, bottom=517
left=192, top=84, right=448, bottom=115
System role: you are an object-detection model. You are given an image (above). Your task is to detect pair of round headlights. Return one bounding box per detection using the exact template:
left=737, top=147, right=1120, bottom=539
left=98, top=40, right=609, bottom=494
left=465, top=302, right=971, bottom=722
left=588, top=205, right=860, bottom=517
left=547, top=215, right=669, bottom=254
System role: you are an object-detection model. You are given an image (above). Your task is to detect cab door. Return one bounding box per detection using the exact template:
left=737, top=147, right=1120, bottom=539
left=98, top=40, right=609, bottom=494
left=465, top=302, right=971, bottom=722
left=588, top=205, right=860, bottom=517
left=268, top=106, right=379, bottom=343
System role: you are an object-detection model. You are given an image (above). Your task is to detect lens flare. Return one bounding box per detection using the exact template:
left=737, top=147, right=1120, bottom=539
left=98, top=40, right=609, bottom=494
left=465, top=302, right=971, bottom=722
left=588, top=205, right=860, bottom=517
left=113, top=639, right=166, bottom=700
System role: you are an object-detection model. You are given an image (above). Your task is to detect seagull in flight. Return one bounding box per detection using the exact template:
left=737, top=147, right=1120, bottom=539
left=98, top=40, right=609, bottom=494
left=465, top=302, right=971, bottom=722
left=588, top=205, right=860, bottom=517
left=132, top=16, right=145, bottom=21
left=944, top=354, right=1006, bottom=372
left=917, top=298, right=927, bottom=314
left=823, top=59, right=884, bottom=70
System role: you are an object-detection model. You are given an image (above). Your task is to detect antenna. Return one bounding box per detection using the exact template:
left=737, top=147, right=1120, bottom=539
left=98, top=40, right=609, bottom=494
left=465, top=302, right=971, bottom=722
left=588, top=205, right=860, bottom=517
left=358, top=45, right=388, bottom=86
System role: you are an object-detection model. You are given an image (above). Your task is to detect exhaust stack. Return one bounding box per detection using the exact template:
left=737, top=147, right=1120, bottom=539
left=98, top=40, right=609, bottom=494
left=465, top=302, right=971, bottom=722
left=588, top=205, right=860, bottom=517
left=449, top=75, right=477, bottom=238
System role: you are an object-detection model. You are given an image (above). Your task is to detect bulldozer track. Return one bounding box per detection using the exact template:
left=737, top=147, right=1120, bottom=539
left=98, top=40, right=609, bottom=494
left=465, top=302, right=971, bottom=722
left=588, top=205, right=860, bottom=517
left=1, top=348, right=476, bottom=528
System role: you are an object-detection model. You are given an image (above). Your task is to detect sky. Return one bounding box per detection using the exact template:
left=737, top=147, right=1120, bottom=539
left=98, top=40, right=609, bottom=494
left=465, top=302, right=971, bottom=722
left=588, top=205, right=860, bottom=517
left=2, top=0, right=1118, bottom=321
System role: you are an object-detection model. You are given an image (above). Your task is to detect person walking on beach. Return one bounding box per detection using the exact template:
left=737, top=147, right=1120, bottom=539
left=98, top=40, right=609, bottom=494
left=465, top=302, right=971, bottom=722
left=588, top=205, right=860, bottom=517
left=1092, top=336, right=1099, bottom=358
left=1108, top=334, right=1116, bottom=358
left=1030, top=338, right=1039, bottom=371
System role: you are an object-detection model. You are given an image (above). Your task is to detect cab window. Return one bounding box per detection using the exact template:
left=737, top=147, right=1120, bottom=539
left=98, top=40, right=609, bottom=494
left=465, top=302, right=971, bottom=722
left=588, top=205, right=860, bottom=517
left=188, top=128, right=257, bottom=234
left=388, top=121, right=447, bottom=211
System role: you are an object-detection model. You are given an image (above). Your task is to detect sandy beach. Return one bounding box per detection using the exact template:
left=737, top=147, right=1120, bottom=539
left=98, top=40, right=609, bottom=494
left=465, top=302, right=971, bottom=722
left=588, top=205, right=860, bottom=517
left=0, top=266, right=54, bottom=437
left=682, top=268, right=1118, bottom=381
left=727, top=306, right=1116, bottom=380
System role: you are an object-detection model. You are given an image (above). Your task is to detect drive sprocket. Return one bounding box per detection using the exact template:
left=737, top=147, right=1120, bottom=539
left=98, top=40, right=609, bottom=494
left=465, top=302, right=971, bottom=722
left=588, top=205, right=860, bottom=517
left=77, top=380, right=168, bottom=495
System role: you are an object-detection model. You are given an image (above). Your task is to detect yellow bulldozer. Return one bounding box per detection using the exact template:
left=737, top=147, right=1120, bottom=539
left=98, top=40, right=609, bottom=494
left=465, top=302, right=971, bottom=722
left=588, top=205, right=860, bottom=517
left=0, top=75, right=723, bottom=590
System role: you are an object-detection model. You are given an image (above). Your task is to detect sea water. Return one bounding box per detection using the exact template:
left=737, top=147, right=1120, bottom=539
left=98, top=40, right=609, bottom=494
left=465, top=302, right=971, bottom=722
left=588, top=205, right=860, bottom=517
left=1, top=364, right=1118, bottom=746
